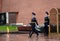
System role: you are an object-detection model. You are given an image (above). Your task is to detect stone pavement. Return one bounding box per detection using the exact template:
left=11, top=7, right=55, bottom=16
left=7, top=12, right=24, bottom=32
left=0, top=33, right=60, bottom=41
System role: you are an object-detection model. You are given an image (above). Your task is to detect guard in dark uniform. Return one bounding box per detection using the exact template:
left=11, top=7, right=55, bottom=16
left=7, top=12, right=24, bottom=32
left=29, top=12, right=39, bottom=38
left=44, top=11, right=49, bottom=36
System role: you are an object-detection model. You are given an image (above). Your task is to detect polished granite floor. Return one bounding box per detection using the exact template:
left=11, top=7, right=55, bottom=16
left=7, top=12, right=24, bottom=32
left=0, top=33, right=60, bottom=41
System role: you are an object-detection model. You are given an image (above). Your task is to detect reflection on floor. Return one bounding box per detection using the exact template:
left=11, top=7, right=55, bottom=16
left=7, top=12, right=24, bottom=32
left=0, top=33, right=60, bottom=41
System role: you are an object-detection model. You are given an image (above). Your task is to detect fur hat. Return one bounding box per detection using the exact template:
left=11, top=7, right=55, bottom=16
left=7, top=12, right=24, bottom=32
left=32, top=12, right=36, bottom=15
left=45, top=11, right=49, bottom=15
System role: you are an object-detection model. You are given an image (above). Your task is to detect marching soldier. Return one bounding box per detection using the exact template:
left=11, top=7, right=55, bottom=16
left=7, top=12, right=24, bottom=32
left=29, top=12, right=39, bottom=38
left=44, top=11, right=50, bottom=36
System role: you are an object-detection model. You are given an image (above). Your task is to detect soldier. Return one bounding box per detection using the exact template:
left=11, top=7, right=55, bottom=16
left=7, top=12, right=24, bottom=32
left=44, top=11, right=50, bottom=36
left=29, top=12, right=39, bottom=38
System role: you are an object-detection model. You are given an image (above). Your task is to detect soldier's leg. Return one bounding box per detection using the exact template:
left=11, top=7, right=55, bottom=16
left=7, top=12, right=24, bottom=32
left=29, top=30, right=34, bottom=38
left=44, top=26, right=47, bottom=36
left=45, top=26, right=48, bottom=36
left=34, top=30, right=39, bottom=37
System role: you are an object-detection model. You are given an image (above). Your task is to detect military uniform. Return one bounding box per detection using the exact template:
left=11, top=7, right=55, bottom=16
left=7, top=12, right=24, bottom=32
left=44, top=15, right=49, bottom=36
left=29, top=12, right=39, bottom=38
